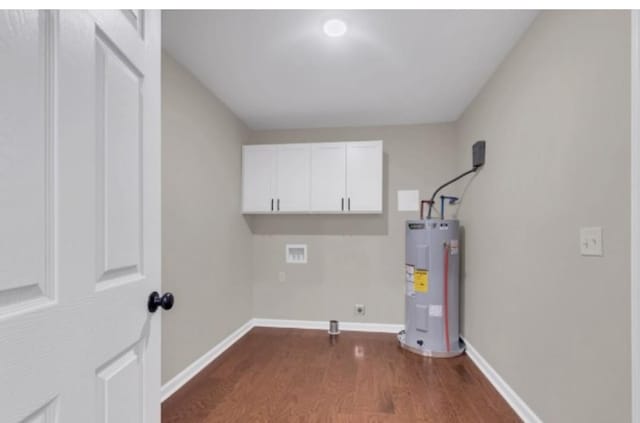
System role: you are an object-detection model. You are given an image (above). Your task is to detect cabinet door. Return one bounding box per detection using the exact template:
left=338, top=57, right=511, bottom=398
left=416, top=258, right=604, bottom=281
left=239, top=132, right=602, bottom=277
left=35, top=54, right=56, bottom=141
left=310, top=142, right=346, bottom=212
left=242, top=145, right=277, bottom=212
left=346, top=141, right=383, bottom=213
left=276, top=144, right=311, bottom=212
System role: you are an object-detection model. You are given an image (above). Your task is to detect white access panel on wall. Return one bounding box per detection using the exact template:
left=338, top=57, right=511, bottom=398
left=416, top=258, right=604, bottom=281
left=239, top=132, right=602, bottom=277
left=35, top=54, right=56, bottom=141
left=311, top=142, right=347, bottom=212
left=276, top=144, right=311, bottom=212
left=346, top=140, right=383, bottom=212
left=0, top=10, right=161, bottom=423
left=242, top=145, right=277, bottom=212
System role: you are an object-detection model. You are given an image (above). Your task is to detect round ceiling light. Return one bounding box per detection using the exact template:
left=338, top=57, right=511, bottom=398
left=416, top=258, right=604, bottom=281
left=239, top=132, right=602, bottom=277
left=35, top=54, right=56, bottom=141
left=323, top=19, right=347, bottom=37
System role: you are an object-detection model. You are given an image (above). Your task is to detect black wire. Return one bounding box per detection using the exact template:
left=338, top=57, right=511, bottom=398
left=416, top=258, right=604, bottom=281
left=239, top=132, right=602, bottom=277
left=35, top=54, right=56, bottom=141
left=426, top=168, right=476, bottom=219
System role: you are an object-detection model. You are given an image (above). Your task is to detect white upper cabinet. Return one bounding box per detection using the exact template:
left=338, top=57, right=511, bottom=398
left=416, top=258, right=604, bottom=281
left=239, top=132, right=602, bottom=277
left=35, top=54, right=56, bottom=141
left=242, top=140, right=382, bottom=214
left=346, top=141, right=383, bottom=212
left=242, top=145, right=277, bottom=212
left=276, top=144, right=311, bottom=212
left=311, top=142, right=347, bottom=212
left=242, top=144, right=311, bottom=213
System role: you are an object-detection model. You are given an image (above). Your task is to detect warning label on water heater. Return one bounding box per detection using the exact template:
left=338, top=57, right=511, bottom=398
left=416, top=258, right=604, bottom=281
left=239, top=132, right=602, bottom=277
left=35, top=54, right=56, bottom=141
left=414, top=269, right=428, bottom=293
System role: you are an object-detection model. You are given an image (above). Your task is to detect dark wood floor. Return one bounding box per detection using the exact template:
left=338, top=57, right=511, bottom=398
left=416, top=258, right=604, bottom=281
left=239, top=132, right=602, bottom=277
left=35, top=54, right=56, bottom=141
left=162, top=327, right=520, bottom=423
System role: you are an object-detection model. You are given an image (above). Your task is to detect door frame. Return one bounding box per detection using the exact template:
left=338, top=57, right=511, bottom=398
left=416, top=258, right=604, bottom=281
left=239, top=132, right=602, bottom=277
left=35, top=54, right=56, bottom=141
left=631, top=9, right=640, bottom=423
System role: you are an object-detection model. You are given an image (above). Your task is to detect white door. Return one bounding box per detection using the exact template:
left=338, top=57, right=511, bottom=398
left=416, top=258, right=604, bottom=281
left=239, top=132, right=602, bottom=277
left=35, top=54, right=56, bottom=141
left=346, top=141, right=383, bottom=212
left=242, top=145, right=277, bottom=213
left=0, top=10, right=162, bottom=423
left=276, top=144, right=311, bottom=212
left=310, top=142, right=346, bottom=212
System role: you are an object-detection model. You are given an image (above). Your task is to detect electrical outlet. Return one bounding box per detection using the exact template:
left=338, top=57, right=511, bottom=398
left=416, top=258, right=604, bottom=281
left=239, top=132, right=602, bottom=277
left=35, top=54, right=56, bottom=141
left=278, top=271, right=286, bottom=282
left=354, top=304, right=366, bottom=316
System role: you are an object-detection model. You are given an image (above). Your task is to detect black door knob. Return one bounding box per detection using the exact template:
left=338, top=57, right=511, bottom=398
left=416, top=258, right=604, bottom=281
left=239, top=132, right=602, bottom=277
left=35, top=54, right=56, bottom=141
left=148, top=291, right=175, bottom=313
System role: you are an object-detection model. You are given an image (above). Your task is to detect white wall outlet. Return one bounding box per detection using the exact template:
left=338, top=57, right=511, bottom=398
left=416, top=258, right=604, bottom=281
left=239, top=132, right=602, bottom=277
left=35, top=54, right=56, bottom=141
left=580, top=227, right=603, bottom=256
left=354, top=304, right=366, bottom=316
left=278, top=271, right=286, bottom=282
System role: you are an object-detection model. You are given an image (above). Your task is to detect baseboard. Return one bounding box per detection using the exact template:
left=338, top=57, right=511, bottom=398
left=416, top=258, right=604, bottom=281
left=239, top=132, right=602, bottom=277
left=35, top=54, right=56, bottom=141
left=161, top=319, right=254, bottom=402
left=462, top=336, right=542, bottom=423
left=252, top=318, right=403, bottom=333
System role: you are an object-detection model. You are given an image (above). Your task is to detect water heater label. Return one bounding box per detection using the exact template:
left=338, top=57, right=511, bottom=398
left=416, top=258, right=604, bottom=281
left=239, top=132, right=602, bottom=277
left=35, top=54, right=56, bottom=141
left=429, top=305, right=443, bottom=317
left=450, top=240, right=459, bottom=255
left=405, top=264, right=414, bottom=282
left=406, top=282, right=415, bottom=296
left=414, top=269, right=428, bottom=292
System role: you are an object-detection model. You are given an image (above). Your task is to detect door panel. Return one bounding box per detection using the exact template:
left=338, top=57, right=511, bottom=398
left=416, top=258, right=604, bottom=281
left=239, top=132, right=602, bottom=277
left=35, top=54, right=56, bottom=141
left=120, top=10, right=144, bottom=37
left=276, top=144, right=311, bottom=212
left=0, top=10, right=55, bottom=312
left=96, top=347, right=143, bottom=423
left=346, top=141, right=383, bottom=213
left=310, top=142, right=346, bottom=212
left=95, top=28, right=143, bottom=283
left=242, top=145, right=277, bottom=212
left=23, top=399, right=57, bottom=423
left=0, top=10, right=161, bottom=423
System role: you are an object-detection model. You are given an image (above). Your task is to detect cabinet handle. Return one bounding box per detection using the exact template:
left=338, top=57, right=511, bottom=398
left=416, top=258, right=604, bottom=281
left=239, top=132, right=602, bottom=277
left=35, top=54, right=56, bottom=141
left=348, top=198, right=351, bottom=211
left=277, top=198, right=280, bottom=211
left=341, top=198, right=344, bottom=211
left=271, top=198, right=274, bottom=211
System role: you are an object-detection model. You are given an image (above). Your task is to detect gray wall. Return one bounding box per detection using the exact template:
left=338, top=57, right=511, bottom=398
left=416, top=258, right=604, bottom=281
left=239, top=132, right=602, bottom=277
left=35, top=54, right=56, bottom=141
left=162, top=53, right=252, bottom=383
left=454, top=11, right=631, bottom=422
left=247, top=124, right=456, bottom=323
left=162, top=10, right=633, bottom=421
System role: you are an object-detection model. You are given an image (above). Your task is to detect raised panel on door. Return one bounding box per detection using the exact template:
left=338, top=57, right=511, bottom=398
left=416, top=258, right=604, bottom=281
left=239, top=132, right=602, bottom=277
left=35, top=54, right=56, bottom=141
left=276, top=144, right=311, bottom=212
left=0, top=11, right=61, bottom=423
left=95, top=26, right=143, bottom=287
left=22, top=399, right=58, bottom=423
left=310, top=142, right=346, bottom=212
left=95, top=346, right=143, bottom=423
left=120, top=10, right=145, bottom=38
left=242, top=145, right=277, bottom=213
left=346, top=141, right=383, bottom=213
left=0, top=10, right=55, bottom=315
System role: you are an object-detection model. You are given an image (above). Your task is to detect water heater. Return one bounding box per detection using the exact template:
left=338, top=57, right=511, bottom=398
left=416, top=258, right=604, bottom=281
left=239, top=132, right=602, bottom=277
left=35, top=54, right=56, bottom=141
left=398, top=140, right=485, bottom=357
left=398, top=219, right=464, bottom=357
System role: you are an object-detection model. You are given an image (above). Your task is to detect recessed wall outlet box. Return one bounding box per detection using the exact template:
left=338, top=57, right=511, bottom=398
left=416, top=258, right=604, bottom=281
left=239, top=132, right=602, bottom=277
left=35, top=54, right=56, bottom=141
left=580, top=227, right=603, bottom=256
left=354, top=304, right=366, bottom=316
left=397, top=190, right=420, bottom=212
left=286, top=244, right=307, bottom=264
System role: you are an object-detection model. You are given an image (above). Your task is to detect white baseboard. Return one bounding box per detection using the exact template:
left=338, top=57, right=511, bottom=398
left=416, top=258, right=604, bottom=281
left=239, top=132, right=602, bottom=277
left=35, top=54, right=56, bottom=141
left=462, top=336, right=542, bottom=423
left=252, top=318, right=403, bottom=333
left=161, top=319, right=254, bottom=402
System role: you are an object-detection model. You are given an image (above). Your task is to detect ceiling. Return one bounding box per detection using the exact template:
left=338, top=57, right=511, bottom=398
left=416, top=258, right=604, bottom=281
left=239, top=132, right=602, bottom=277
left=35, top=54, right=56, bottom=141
left=162, top=10, right=537, bottom=130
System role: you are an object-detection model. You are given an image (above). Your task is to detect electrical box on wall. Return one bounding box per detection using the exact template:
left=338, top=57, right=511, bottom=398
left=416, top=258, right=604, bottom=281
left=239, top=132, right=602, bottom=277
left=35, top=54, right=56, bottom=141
left=580, top=227, right=603, bottom=256
left=286, top=244, right=307, bottom=263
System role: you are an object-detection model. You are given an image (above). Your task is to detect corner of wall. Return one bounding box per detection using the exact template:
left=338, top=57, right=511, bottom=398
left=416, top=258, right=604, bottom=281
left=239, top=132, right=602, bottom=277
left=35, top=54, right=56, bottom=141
left=161, top=52, right=254, bottom=384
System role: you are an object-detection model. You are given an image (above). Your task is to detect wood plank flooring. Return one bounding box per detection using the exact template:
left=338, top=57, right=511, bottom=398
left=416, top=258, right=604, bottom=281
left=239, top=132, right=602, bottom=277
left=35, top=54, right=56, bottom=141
left=162, top=327, right=520, bottom=423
